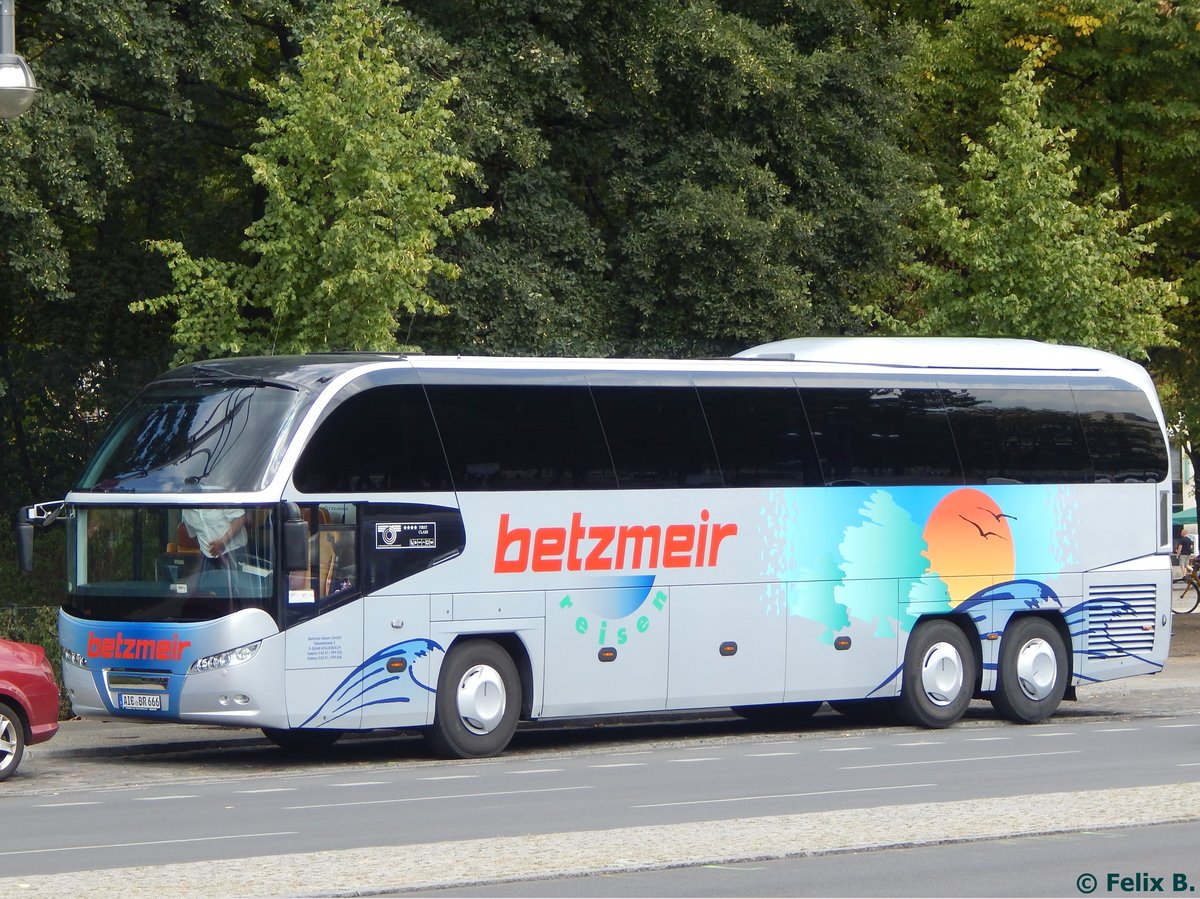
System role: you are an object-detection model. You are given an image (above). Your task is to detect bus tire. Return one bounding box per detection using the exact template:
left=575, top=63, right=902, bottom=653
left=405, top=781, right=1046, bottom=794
left=896, top=619, right=975, bottom=728
left=262, top=727, right=343, bottom=752
left=426, top=639, right=520, bottom=760
left=990, top=616, right=1067, bottom=724
left=0, top=701, right=26, bottom=782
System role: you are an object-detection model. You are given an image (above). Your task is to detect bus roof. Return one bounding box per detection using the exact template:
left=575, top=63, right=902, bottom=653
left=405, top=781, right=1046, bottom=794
left=160, top=338, right=1149, bottom=389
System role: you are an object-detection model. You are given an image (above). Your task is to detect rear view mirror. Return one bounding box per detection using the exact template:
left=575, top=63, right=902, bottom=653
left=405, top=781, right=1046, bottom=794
left=16, top=520, right=33, bottom=573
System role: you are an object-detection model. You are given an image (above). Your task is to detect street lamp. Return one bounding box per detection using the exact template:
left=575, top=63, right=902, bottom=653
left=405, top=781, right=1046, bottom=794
left=0, top=0, right=37, bottom=119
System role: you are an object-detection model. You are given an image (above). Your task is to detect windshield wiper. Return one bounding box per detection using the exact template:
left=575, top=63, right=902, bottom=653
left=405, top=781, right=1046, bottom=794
left=190, top=364, right=301, bottom=392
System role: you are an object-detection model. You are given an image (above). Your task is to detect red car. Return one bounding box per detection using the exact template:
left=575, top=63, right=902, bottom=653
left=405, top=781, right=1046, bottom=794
left=0, top=638, right=60, bottom=781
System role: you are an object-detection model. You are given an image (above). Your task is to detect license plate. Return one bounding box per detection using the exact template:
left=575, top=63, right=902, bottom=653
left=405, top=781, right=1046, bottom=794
left=120, top=693, right=165, bottom=711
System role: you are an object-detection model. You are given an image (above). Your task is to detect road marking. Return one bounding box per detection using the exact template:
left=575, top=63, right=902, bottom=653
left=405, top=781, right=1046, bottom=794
left=894, top=741, right=944, bottom=746
left=669, top=757, right=721, bottom=763
left=841, top=750, right=1079, bottom=770
left=965, top=736, right=1009, bottom=742
left=32, top=801, right=101, bottom=808
left=286, top=785, right=591, bottom=811
left=133, top=795, right=199, bottom=802
left=820, top=746, right=871, bottom=752
left=745, top=752, right=797, bottom=757
left=1096, top=728, right=1137, bottom=733
left=0, top=831, right=297, bottom=858
left=6, top=784, right=1200, bottom=896
left=236, top=788, right=297, bottom=794
left=508, top=769, right=562, bottom=775
left=634, top=782, right=936, bottom=809
left=1031, top=732, right=1075, bottom=737
left=421, top=774, right=479, bottom=781
left=1159, top=723, right=1200, bottom=729
left=330, top=781, right=390, bottom=787
left=589, top=762, right=646, bottom=769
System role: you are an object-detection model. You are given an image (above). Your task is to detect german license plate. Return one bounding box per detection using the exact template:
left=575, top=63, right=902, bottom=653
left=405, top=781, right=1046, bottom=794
left=120, top=693, right=165, bottom=711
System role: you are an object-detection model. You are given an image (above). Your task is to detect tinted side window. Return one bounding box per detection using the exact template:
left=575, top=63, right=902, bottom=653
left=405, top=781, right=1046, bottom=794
left=699, top=387, right=821, bottom=487
left=1073, top=388, right=1168, bottom=483
left=800, top=388, right=963, bottom=486
left=294, top=386, right=452, bottom=493
left=591, top=386, right=722, bottom=488
left=944, top=388, right=1092, bottom=484
left=425, top=385, right=617, bottom=491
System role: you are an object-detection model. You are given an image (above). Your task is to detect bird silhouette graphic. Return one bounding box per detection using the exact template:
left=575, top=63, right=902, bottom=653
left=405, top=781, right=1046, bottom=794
left=959, top=514, right=1007, bottom=540
left=976, top=505, right=1017, bottom=522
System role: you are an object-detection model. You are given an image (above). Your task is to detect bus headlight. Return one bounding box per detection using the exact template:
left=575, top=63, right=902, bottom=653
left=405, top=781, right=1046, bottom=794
left=63, top=648, right=89, bottom=669
left=189, top=641, right=261, bottom=673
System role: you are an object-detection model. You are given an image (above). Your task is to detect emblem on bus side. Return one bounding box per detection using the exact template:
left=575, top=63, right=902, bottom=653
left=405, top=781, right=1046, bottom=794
left=375, top=522, right=437, bottom=550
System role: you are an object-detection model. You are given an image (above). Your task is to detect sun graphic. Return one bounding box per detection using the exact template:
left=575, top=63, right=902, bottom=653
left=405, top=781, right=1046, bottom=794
left=922, top=488, right=1017, bottom=606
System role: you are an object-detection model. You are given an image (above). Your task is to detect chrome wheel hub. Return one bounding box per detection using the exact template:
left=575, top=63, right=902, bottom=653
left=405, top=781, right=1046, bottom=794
left=1015, top=637, right=1058, bottom=701
left=920, top=641, right=964, bottom=707
left=456, top=663, right=507, bottom=735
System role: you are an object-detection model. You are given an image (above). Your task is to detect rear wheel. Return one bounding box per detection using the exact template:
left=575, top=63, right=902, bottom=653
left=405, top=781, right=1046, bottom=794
left=0, top=701, right=27, bottom=782
left=990, top=617, right=1068, bottom=724
left=896, top=619, right=976, bottom=728
left=426, top=640, right=521, bottom=759
left=261, top=727, right=343, bottom=753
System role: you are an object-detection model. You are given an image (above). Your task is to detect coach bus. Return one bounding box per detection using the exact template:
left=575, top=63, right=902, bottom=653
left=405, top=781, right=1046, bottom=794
left=20, top=337, right=1172, bottom=757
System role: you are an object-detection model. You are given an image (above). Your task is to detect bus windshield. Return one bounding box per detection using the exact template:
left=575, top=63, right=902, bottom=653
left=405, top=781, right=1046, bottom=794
left=75, top=382, right=306, bottom=493
left=63, top=506, right=277, bottom=623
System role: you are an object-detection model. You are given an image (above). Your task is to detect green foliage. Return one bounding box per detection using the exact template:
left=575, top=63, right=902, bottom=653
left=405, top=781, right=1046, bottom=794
left=135, top=0, right=490, bottom=361
left=409, top=0, right=914, bottom=356
left=895, top=0, right=1200, bottom=449
left=869, top=52, right=1180, bottom=359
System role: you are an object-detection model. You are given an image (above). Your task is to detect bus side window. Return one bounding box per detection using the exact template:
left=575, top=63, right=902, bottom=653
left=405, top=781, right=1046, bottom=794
left=799, top=387, right=963, bottom=487
left=287, top=504, right=357, bottom=624
left=294, top=386, right=451, bottom=493
left=1072, top=387, right=1169, bottom=483
left=590, top=385, right=722, bottom=488
left=697, top=386, right=821, bottom=487
left=424, top=384, right=617, bottom=491
left=944, top=387, right=1092, bottom=485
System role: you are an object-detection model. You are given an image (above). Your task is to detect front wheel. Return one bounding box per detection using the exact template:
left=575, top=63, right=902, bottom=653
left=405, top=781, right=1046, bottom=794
left=896, top=619, right=976, bottom=728
left=426, top=640, right=521, bottom=759
left=990, top=617, right=1068, bottom=724
left=0, top=701, right=27, bottom=782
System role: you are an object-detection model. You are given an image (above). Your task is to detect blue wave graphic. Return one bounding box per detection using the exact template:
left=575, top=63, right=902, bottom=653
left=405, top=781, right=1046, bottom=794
left=301, top=637, right=444, bottom=728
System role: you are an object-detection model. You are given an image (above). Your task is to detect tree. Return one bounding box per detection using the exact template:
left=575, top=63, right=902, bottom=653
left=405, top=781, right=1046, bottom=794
left=0, top=0, right=275, bottom=531
left=406, top=0, right=915, bottom=356
left=135, top=0, right=489, bottom=361
left=890, top=0, right=1200, bottom=479
left=868, top=52, right=1180, bottom=359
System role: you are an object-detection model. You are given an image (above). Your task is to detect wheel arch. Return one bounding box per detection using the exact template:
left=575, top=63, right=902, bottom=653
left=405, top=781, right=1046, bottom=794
left=996, top=610, right=1075, bottom=694
left=0, top=691, right=32, bottom=742
left=911, top=612, right=985, bottom=695
left=443, top=632, right=535, bottom=720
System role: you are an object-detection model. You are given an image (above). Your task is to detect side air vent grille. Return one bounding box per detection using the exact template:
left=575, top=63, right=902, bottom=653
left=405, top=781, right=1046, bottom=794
left=1085, top=583, right=1157, bottom=659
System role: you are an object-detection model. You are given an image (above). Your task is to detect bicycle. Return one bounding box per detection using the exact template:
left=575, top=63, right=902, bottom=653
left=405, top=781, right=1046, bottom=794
left=1173, top=558, right=1200, bottom=614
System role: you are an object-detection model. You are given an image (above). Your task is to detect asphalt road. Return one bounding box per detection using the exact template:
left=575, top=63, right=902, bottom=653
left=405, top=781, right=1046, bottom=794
left=2, top=612, right=1199, bottom=898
